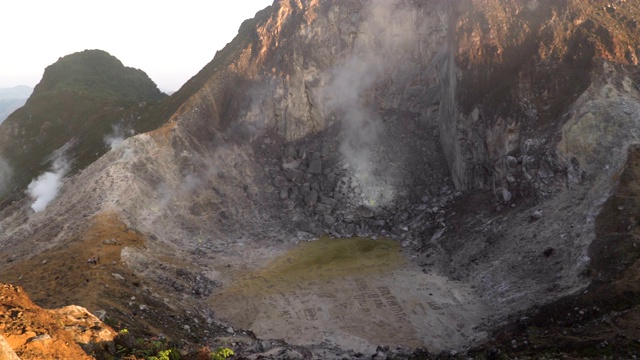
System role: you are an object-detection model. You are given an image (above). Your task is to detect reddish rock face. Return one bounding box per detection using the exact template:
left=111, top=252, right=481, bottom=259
left=0, top=283, right=115, bottom=360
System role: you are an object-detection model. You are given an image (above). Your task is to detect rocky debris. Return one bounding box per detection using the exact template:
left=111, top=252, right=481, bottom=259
left=152, top=267, right=220, bottom=297
left=263, top=118, right=452, bottom=246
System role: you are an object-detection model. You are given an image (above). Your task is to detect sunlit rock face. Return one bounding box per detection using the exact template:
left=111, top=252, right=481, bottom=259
left=2, top=0, right=640, bottom=356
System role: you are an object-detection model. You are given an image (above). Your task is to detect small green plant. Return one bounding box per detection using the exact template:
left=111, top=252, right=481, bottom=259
left=211, top=347, right=234, bottom=360
left=147, top=349, right=177, bottom=360
left=112, top=329, right=181, bottom=360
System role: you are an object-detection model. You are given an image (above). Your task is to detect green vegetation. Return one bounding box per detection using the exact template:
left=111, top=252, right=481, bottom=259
left=35, top=50, right=164, bottom=103
left=104, top=328, right=235, bottom=360
left=224, top=236, right=404, bottom=298
left=111, top=330, right=181, bottom=360
left=210, top=347, right=234, bottom=360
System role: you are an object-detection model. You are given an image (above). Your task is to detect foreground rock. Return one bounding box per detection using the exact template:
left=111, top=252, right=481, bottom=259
left=0, top=283, right=116, bottom=359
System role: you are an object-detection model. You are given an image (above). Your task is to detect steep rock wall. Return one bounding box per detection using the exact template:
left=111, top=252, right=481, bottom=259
left=441, top=0, right=640, bottom=196
left=170, top=0, right=450, bottom=144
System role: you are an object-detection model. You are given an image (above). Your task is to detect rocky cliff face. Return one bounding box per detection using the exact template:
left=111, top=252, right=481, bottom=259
left=445, top=0, right=640, bottom=194
left=2, top=0, right=640, bottom=357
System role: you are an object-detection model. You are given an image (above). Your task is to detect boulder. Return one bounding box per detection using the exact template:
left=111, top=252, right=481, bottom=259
left=356, top=205, right=375, bottom=218
left=320, top=195, right=338, bottom=206
left=274, top=176, right=287, bottom=188
left=307, top=158, right=322, bottom=174
left=284, top=146, right=297, bottom=158
left=530, top=209, right=543, bottom=222
left=112, top=273, right=125, bottom=281
left=305, top=190, right=319, bottom=206
left=324, top=215, right=336, bottom=225
left=279, top=188, right=289, bottom=200
left=307, top=153, right=322, bottom=174
left=284, top=169, right=303, bottom=182
left=501, top=188, right=512, bottom=203
left=327, top=172, right=336, bottom=183
left=282, top=159, right=300, bottom=170
left=315, top=204, right=332, bottom=215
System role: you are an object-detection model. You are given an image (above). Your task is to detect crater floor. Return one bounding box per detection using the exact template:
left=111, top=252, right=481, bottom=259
left=211, top=237, right=491, bottom=353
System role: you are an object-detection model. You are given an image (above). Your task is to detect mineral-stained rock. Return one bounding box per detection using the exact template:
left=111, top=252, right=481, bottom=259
left=0, top=335, right=20, bottom=360
left=0, top=283, right=115, bottom=359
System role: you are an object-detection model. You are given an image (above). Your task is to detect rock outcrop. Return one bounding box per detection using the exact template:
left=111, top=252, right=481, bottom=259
left=0, top=283, right=116, bottom=359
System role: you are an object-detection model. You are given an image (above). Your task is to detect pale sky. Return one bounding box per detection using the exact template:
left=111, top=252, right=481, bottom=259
left=0, top=1, right=273, bottom=91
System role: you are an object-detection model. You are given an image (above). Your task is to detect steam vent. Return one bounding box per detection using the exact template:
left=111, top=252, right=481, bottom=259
left=2, top=1, right=640, bottom=359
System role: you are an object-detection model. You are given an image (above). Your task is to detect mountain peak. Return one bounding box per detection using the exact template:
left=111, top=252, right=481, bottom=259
left=34, top=49, right=164, bottom=102
left=0, top=50, right=167, bottom=201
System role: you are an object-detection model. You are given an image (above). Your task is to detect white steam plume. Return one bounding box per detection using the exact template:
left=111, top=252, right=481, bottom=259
left=27, top=156, right=69, bottom=213
left=323, top=0, right=419, bottom=206
left=104, top=124, right=130, bottom=150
